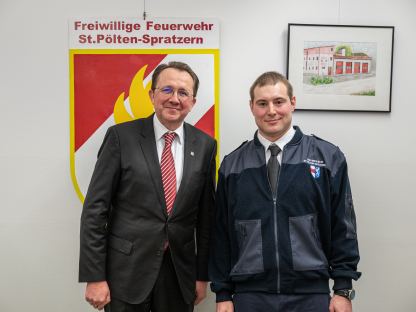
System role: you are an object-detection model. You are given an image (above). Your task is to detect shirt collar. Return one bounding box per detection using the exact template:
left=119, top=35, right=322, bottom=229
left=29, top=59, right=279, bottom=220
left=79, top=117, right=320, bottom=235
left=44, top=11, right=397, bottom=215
left=257, top=125, right=296, bottom=151
left=153, top=114, right=184, bottom=144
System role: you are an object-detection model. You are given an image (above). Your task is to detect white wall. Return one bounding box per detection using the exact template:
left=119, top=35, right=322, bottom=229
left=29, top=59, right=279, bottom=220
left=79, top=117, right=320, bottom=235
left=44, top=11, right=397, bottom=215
left=1, top=0, right=415, bottom=311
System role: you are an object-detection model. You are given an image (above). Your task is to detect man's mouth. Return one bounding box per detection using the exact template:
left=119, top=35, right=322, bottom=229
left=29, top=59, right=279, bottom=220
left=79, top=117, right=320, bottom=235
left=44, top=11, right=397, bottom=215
left=165, top=106, right=180, bottom=111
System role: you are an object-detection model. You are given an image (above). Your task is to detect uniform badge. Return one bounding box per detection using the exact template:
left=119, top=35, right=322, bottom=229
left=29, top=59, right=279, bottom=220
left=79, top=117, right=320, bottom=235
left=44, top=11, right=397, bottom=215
left=310, top=165, right=320, bottom=179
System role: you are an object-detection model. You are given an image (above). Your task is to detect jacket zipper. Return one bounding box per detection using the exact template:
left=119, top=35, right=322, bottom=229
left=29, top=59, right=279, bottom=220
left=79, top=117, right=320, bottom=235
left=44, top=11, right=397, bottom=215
left=267, top=149, right=284, bottom=293
left=273, top=198, right=280, bottom=293
left=275, top=149, right=283, bottom=293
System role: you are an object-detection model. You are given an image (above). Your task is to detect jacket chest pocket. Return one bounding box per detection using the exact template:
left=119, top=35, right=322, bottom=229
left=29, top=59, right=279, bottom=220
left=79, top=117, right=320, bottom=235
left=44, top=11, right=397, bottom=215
left=289, top=214, right=328, bottom=271
left=230, top=219, right=264, bottom=276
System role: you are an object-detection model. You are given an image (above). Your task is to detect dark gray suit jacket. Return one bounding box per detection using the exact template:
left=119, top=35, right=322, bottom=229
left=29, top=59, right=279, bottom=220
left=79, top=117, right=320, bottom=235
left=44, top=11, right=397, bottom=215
left=79, top=115, right=217, bottom=304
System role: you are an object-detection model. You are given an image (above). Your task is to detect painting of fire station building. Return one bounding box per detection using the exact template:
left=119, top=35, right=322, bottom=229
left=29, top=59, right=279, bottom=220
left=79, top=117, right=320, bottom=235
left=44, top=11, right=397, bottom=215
left=303, top=41, right=377, bottom=96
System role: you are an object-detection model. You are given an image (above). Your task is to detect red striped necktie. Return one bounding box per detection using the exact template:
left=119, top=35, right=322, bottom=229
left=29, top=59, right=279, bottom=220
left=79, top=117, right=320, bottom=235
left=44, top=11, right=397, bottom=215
left=161, top=132, right=176, bottom=215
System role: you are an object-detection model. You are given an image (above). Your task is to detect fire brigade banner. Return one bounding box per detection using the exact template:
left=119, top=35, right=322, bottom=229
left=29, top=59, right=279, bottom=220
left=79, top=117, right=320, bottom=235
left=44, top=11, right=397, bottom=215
left=69, top=17, right=220, bottom=202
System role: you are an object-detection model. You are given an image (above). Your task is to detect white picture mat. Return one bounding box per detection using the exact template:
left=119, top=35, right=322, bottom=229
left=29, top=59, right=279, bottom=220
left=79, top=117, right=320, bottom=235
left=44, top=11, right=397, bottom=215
left=288, top=24, right=394, bottom=111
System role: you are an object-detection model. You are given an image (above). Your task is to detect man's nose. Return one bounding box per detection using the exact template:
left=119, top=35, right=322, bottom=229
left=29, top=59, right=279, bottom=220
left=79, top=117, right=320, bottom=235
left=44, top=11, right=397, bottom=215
left=169, top=91, right=180, bottom=103
left=266, top=102, right=276, bottom=115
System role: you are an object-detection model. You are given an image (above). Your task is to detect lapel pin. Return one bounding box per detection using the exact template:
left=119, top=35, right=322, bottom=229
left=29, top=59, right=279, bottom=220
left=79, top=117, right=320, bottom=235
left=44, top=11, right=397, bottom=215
left=190, top=151, right=195, bottom=156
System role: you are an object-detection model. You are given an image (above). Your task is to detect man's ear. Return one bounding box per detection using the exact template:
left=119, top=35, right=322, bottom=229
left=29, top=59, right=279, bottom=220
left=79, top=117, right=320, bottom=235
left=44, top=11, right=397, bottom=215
left=148, top=89, right=154, bottom=102
left=290, top=96, right=296, bottom=111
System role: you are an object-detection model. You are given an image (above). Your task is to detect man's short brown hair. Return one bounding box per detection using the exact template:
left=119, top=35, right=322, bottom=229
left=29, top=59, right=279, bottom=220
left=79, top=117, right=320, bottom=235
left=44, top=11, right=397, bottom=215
left=151, top=61, right=200, bottom=97
left=249, top=71, right=293, bottom=101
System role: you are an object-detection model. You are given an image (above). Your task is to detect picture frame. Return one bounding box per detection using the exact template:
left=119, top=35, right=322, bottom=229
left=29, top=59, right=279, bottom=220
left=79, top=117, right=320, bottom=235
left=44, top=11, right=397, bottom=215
left=287, top=23, right=394, bottom=112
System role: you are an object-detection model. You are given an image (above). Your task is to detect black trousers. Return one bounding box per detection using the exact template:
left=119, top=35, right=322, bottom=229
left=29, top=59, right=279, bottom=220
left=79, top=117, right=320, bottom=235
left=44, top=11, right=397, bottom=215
left=105, top=249, right=193, bottom=312
left=233, top=292, right=330, bottom=312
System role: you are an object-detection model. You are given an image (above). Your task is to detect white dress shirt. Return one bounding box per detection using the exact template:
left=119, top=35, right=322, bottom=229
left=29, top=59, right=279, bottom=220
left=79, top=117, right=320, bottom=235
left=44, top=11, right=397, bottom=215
left=153, top=115, right=184, bottom=191
left=257, top=125, right=296, bottom=164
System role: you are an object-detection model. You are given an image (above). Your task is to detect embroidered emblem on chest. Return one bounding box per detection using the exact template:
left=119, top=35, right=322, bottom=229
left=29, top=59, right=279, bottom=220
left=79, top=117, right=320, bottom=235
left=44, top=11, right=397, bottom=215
left=310, top=165, right=321, bottom=179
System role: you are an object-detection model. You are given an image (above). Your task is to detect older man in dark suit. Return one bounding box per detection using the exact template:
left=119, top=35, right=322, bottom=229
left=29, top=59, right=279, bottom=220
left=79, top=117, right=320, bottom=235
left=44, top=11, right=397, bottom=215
left=79, top=61, right=217, bottom=312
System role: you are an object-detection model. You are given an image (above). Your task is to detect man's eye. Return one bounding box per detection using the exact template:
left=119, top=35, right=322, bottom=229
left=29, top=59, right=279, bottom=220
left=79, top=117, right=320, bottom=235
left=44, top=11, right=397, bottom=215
left=161, top=87, right=173, bottom=94
left=257, top=102, right=267, bottom=107
left=178, top=90, right=189, bottom=97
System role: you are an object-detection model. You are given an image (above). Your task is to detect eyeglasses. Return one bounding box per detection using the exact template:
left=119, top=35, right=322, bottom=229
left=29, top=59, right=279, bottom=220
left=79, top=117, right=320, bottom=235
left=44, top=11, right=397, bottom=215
left=154, top=86, right=194, bottom=101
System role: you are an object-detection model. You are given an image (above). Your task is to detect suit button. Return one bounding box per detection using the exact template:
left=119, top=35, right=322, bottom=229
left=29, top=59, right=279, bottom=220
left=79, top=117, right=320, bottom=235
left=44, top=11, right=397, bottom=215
left=156, top=250, right=161, bottom=256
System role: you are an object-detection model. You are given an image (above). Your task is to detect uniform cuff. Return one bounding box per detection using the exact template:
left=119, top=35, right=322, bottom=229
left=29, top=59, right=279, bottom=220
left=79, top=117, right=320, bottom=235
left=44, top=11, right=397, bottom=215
left=333, top=278, right=352, bottom=290
left=216, top=290, right=233, bottom=302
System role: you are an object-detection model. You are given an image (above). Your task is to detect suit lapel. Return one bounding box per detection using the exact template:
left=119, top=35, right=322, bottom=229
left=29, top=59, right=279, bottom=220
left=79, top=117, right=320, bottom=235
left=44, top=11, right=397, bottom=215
left=173, top=123, right=197, bottom=214
left=137, top=115, right=167, bottom=215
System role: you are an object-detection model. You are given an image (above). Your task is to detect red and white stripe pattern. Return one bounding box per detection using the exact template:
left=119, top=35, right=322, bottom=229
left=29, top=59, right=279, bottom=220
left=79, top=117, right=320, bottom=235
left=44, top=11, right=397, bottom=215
left=161, top=132, right=177, bottom=214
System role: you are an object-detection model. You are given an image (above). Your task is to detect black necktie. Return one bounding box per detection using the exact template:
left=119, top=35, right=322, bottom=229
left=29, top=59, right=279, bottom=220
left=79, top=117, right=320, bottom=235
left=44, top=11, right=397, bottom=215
left=267, top=144, right=281, bottom=199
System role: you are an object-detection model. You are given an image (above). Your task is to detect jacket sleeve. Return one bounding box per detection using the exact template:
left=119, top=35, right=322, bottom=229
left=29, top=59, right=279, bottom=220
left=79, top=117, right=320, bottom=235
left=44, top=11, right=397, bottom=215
left=209, top=165, right=234, bottom=302
left=79, top=127, right=121, bottom=282
left=195, top=140, right=217, bottom=281
left=329, top=149, right=361, bottom=290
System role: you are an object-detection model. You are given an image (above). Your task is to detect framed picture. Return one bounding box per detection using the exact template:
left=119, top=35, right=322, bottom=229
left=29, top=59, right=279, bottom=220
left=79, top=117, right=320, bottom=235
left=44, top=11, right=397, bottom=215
left=287, top=23, right=394, bottom=112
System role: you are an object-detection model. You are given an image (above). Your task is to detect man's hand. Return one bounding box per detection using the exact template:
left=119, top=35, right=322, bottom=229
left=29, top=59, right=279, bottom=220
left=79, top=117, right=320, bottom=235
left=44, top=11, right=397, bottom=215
left=194, top=281, right=208, bottom=305
left=329, top=295, right=352, bottom=312
left=85, top=281, right=111, bottom=310
left=216, top=301, right=234, bottom=312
